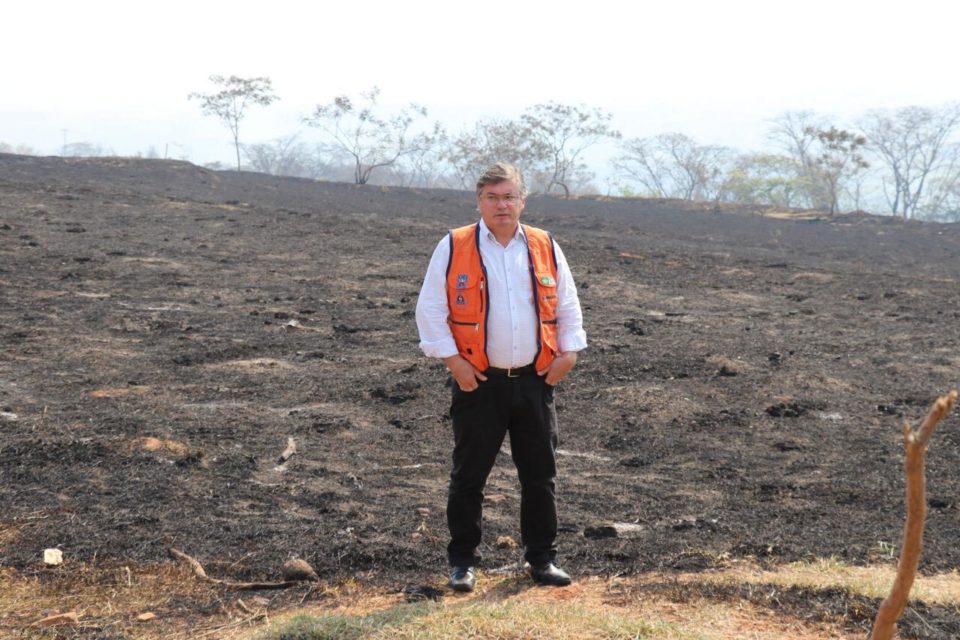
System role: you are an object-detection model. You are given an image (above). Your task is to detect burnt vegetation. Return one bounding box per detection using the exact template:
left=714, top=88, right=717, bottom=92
left=2, top=154, right=960, bottom=636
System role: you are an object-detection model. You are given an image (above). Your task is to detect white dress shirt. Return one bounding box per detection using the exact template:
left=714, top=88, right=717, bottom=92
left=416, top=219, right=587, bottom=368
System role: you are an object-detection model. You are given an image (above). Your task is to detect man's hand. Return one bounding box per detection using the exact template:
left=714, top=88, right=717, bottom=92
left=537, top=351, right=578, bottom=386
left=444, top=354, right=488, bottom=392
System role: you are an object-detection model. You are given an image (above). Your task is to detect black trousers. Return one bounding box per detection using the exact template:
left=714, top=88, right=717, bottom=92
left=446, top=371, right=559, bottom=567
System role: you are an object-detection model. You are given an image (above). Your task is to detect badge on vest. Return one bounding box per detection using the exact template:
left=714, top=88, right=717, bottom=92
left=456, top=274, right=468, bottom=289
left=455, top=294, right=466, bottom=305
left=539, top=275, right=556, bottom=286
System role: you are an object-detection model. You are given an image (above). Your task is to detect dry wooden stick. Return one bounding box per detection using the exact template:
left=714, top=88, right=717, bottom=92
left=870, top=390, right=957, bottom=640
left=169, top=548, right=298, bottom=590
left=299, top=584, right=319, bottom=605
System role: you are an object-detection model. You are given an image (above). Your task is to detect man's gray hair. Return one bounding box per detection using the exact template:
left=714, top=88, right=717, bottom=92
left=476, top=163, right=527, bottom=198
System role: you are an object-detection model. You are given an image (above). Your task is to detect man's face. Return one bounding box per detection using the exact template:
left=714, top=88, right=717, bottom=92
left=477, top=179, right=525, bottom=238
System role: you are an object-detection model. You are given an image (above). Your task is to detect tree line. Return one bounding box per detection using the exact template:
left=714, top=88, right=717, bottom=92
left=191, top=75, right=958, bottom=221
left=613, top=106, right=960, bottom=221
left=5, top=75, right=959, bottom=221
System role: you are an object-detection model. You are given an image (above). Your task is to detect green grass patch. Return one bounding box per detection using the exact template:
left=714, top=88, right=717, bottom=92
left=261, top=599, right=677, bottom=640
left=265, top=604, right=430, bottom=640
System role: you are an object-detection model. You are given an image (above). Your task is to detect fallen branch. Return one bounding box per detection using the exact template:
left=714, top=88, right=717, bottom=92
left=299, top=585, right=318, bottom=605
left=870, top=390, right=957, bottom=640
left=169, top=548, right=298, bottom=590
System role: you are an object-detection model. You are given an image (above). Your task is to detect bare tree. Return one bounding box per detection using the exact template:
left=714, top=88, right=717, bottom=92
left=767, top=111, right=826, bottom=169
left=518, top=103, right=620, bottom=198
left=614, top=133, right=730, bottom=201
left=859, top=103, right=960, bottom=219
left=390, top=121, right=448, bottom=188
left=922, top=176, right=960, bottom=221
left=808, top=126, right=869, bottom=215
left=189, top=75, right=279, bottom=171
left=243, top=134, right=313, bottom=177
left=767, top=110, right=832, bottom=209
left=442, top=118, right=531, bottom=190
left=766, top=112, right=871, bottom=213
left=304, top=87, right=434, bottom=185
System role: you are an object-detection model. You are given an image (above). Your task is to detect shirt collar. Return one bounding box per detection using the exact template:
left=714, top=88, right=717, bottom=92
left=478, top=219, right=525, bottom=245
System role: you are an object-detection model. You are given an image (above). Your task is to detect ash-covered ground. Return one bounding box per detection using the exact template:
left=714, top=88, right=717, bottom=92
left=2, top=154, right=959, bottom=636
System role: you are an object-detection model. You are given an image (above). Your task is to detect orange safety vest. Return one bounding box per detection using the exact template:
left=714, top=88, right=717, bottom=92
left=445, top=223, right=560, bottom=372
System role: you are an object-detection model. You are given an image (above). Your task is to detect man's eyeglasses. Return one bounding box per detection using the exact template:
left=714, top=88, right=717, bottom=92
left=481, top=193, right=522, bottom=205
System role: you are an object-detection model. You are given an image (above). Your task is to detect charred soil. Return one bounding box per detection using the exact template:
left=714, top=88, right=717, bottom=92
left=2, top=154, right=960, bottom=637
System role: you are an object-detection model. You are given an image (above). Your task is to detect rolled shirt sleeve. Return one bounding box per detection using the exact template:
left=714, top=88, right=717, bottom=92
left=415, top=236, right=460, bottom=359
left=552, top=240, right=588, bottom=353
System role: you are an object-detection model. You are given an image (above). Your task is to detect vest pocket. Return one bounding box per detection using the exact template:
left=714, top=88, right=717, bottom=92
left=449, top=318, right=483, bottom=356
left=540, top=319, right=559, bottom=354
left=449, top=278, right=483, bottom=321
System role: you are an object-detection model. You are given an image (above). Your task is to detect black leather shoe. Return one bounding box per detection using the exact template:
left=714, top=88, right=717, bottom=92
left=529, top=562, right=571, bottom=586
left=449, top=566, right=476, bottom=592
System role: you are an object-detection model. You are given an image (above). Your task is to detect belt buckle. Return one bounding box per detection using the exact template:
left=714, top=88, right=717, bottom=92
left=506, top=367, right=520, bottom=378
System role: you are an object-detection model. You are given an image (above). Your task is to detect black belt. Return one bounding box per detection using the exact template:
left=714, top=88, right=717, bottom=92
left=485, top=364, right=536, bottom=378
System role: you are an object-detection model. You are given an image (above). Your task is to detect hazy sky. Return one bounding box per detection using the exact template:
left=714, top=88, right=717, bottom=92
left=4, top=0, right=960, bottom=168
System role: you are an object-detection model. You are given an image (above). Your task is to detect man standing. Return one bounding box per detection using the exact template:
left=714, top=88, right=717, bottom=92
left=416, top=163, right=587, bottom=591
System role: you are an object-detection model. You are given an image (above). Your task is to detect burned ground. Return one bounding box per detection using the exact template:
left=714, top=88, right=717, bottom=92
left=2, top=154, right=960, bottom=636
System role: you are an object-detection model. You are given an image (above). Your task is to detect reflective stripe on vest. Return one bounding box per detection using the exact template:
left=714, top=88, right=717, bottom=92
left=445, top=223, right=559, bottom=372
